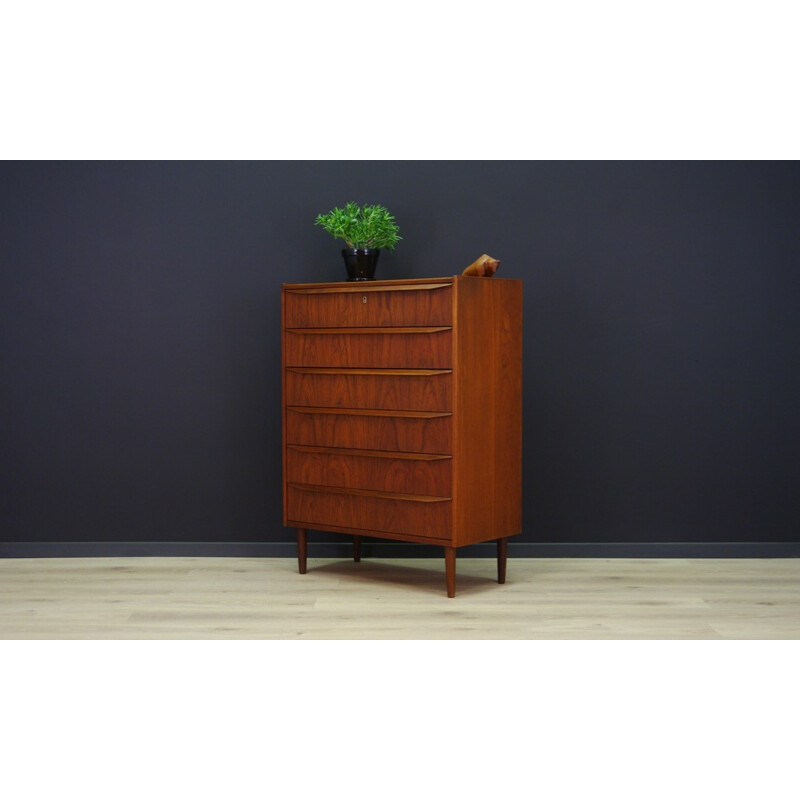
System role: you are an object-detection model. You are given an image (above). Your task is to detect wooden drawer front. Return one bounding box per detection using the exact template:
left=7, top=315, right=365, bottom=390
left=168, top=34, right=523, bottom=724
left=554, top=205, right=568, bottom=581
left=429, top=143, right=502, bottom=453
left=286, top=409, right=452, bottom=453
left=285, top=284, right=452, bottom=328
left=287, top=446, right=452, bottom=496
left=285, top=330, right=452, bottom=369
left=285, top=369, right=452, bottom=412
left=287, top=485, right=452, bottom=540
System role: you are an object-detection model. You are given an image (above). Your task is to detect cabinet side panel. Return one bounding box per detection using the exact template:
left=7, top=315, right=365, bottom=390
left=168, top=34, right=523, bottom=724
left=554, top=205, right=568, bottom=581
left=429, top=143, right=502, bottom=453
left=492, top=280, right=523, bottom=541
left=282, top=288, right=288, bottom=527
left=454, top=278, right=495, bottom=545
left=454, top=278, right=522, bottom=546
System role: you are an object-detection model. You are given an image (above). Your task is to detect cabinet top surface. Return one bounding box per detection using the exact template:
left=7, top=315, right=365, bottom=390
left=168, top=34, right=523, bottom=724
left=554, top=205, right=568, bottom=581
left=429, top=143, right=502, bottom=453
left=282, top=275, right=521, bottom=290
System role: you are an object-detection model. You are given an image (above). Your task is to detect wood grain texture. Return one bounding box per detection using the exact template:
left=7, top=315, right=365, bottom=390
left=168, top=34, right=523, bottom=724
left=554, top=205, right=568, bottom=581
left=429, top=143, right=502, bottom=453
left=285, top=283, right=452, bottom=327
left=286, top=369, right=452, bottom=411
left=287, top=368, right=451, bottom=375
left=2, top=557, right=799, bottom=638
left=492, top=280, right=523, bottom=543
left=282, top=288, right=288, bottom=526
left=297, top=528, right=307, bottom=574
left=453, top=277, right=522, bottom=546
left=285, top=278, right=452, bottom=293
left=498, top=537, right=508, bottom=584
left=281, top=276, right=522, bottom=595
left=285, top=329, right=452, bottom=369
left=445, top=546, right=456, bottom=598
left=288, top=483, right=450, bottom=503
left=287, top=447, right=452, bottom=496
left=283, top=521, right=455, bottom=545
left=288, top=407, right=450, bottom=418
left=286, top=445, right=451, bottom=461
left=462, top=253, right=500, bottom=277
left=287, top=486, right=452, bottom=540
left=287, top=327, right=452, bottom=335
left=286, top=408, right=452, bottom=453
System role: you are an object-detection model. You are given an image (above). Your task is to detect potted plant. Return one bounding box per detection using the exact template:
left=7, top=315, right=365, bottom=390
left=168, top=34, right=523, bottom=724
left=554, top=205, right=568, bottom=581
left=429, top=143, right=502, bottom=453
left=314, top=201, right=402, bottom=281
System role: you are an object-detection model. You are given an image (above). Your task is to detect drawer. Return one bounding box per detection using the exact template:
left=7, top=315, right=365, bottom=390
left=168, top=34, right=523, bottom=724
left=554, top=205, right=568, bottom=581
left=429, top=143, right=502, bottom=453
left=287, top=445, right=452, bottom=496
left=284, top=282, right=452, bottom=328
left=286, top=484, right=452, bottom=540
left=286, top=408, right=452, bottom=453
left=285, top=329, right=452, bottom=369
left=285, top=368, right=452, bottom=412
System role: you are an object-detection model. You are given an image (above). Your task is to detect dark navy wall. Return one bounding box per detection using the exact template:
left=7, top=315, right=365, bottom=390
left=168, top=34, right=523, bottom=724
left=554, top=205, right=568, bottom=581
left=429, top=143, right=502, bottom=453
left=1, top=161, right=799, bottom=548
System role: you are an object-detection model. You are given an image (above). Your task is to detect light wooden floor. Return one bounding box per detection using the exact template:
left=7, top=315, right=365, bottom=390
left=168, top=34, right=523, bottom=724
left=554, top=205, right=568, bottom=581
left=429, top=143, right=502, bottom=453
left=1, top=556, right=799, bottom=639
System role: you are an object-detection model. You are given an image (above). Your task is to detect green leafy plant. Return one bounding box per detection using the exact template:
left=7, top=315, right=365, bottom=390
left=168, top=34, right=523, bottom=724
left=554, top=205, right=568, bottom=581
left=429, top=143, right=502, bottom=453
left=314, top=201, right=402, bottom=252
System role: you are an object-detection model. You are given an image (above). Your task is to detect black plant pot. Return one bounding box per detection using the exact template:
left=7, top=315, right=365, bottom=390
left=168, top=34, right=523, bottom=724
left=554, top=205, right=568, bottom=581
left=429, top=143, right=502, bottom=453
left=342, top=248, right=380, bottom=281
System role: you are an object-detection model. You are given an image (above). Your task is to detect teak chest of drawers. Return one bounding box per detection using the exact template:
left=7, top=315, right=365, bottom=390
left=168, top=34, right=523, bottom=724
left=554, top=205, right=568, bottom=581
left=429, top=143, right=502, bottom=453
left=281, top=276, right=522, bottom=597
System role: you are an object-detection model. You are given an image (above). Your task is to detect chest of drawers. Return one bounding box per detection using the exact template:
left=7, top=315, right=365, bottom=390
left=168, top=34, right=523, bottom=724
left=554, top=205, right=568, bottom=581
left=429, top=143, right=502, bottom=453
left=281, top=276, right=522, bottom=597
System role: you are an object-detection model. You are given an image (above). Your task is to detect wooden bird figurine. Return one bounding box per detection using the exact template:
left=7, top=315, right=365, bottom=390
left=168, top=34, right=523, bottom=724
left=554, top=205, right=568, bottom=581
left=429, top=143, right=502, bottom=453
left=462, top=253, right=500, bottom=277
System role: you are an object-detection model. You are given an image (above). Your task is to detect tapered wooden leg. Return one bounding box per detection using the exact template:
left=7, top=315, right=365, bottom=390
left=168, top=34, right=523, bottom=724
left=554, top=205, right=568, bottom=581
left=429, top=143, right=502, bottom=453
left=497, top=537, right=508, bottom=584
left=297, top=528, right=307, bottom=574
left=444, top=546, right=456, bottom=598
left=353, top=535, right=361, bottom=562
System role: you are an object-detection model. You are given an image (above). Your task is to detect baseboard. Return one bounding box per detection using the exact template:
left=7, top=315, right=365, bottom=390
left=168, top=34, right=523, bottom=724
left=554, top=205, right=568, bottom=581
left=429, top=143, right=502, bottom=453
left=1, top=541, right=799, bottom=558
